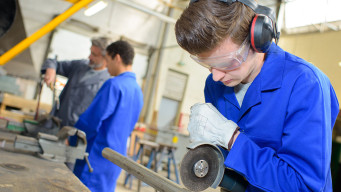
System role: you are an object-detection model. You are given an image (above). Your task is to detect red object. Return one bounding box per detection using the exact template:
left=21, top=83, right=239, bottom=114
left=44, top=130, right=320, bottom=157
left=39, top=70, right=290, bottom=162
left=250, top=14, right=259, bottom=53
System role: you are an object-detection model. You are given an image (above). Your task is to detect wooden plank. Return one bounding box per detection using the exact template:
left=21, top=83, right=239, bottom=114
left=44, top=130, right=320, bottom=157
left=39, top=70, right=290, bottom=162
left=0, top=93, right=52, bottom=122
left=0, top=149, right=90, bottom=192
left=0, top=110, right=34, bottom=122
left=102, top=147, right=191, bottom=192
left=1, top=93, right=51, bottom=112
left=0, top=130, right=16, bottom=142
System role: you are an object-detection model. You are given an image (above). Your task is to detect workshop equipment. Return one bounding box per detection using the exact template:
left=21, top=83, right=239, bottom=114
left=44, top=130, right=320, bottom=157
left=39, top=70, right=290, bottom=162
left=0, top=0, right=16, bottom=38
left=0, top=118, right=8, bottom=130
left=6, top=121, right=25, bottom=133
left=14, top=126, right=93, bottom=172
left=180, top=142, right=248, bottom=192
left=24, top=115, right=61, bottom=137
left=124, top=139, right=159, bottom=191
left=125, top=140, right=181, bottom=191
left=0, top=93, right=52, bottom=122
left=0, top=147, right=90, bottom=191
left=34, top=75, right=44, bottom=120
left=102, top=147, right=191, bottom=192
left=156, top=143, right=180, bottom=184
left=156, top=129, right=190, bottom=164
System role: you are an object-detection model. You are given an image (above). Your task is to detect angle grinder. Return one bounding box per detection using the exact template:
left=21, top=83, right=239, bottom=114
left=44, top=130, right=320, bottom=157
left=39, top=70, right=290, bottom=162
left=180, top=142, right=248, bottom=192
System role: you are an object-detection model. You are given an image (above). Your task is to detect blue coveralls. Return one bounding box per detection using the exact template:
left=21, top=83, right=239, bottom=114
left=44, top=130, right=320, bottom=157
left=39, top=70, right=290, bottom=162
left=204, top=43, right=339, bottom=191
left=72, top=72, right=143, bottom=192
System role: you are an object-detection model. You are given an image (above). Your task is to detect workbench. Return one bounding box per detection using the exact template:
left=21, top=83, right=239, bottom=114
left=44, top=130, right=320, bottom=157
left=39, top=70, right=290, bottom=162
left=0, top=131, right=90, bottom=192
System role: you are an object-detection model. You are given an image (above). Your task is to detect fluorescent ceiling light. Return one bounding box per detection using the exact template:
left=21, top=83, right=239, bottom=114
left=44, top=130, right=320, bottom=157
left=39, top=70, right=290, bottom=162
left=84, top=0, right=108, bottom=16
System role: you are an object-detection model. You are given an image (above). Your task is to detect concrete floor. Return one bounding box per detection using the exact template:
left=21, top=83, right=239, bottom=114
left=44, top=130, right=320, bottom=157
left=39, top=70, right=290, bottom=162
left=115, top=166, right=221, bottom=192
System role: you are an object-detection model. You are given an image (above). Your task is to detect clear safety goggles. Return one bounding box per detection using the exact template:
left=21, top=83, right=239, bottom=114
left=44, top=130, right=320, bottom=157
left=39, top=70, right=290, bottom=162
left=190, top=38, right=250, bottom=71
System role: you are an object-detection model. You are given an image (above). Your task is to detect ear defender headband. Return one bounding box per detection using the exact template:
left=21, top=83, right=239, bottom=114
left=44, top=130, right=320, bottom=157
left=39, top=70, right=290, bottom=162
left=190, top=0, right=280, bottom=53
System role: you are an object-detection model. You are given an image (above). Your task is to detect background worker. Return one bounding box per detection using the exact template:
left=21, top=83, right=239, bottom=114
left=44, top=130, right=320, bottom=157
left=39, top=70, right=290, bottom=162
left=71, top=40, right=143, bottom=192
left=42, top=37, right=111, bottom=127
left=175, top=0, right=339, bottom=191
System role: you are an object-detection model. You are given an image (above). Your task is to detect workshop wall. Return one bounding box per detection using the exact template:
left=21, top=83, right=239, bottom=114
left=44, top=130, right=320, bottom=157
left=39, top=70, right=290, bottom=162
left=279, top=30, right=341, bottom=103
left=151, top=8, right=210, bottom=130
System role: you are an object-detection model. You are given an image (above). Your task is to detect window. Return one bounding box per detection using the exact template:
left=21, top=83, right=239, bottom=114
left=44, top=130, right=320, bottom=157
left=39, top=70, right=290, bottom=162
left=285, top=0, right=341, bottom=29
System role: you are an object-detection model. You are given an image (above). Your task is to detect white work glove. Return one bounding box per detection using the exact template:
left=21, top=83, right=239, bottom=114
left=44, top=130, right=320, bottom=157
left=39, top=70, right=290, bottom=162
left=187, top=103, right=238, bottom=149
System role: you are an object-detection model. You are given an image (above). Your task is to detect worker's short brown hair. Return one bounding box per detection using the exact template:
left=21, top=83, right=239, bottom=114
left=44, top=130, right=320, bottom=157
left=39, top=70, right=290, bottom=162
left=106, top=40, right=135, bottom=65
left=175, top=0, right=255, bottom=55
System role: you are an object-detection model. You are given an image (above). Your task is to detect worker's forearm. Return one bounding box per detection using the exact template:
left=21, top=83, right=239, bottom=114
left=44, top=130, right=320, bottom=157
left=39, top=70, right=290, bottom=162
left=41, top=58, right=58, bottom=71
left=232, top=132, right=240, bottom=144
left=228, top=128, right=240, bottom=150
left=44, top=68, right=56, bottom=86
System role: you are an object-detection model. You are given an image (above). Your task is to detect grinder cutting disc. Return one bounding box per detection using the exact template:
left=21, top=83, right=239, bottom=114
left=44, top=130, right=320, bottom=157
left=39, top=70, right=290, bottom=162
left=180, top=144, right=222, bottom=191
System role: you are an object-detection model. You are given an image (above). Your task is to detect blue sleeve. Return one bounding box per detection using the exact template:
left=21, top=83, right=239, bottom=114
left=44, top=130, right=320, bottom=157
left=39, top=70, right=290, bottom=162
left=74, top=79, right=118, bottom=140
left=204, top=74, right=214, bottom=104
left=226, top=73, right=337, bottom=191
left=41, top=59, right=86, bottom=78
left=330, top=85, right=339, bottom=126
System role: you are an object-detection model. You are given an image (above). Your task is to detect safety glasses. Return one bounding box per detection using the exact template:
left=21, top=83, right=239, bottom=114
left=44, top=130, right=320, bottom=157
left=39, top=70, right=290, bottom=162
left=190, top=38, right=250, bottom=71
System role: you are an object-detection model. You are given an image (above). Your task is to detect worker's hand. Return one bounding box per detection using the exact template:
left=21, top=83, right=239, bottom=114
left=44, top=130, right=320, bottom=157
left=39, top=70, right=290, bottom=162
left=187, top=103, right=238, bottom=149
left=64, top=139, right=69, bottom=146
left=44, top=68, right=56, bottom=88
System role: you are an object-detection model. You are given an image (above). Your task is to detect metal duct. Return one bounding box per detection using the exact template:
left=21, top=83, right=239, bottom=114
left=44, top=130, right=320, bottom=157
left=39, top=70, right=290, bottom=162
left=0, top=0, right=16, bottom=38
left=115, top=0, right=176, bottom=24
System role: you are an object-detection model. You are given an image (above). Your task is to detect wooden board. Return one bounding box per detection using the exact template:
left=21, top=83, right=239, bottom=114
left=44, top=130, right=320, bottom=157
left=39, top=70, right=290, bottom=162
left=0, top=148, right=90, bottom=192
left=0, top=93, right=52, bottom=122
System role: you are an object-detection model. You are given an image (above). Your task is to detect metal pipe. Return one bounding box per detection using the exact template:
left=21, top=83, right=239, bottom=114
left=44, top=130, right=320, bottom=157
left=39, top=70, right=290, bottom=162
left=102, top=147, right=191, bottom=192
left=115, top=0, right=176, bottom=24
left=276, top=0, right=285, bottom=34
left=143, top=7, right=174, bottom=124
left=0, top=0, right=95, bottom=66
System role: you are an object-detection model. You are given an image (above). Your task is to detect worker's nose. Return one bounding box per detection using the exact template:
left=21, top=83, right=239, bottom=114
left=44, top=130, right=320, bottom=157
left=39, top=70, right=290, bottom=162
left=211, top=68, right=226, bottom=82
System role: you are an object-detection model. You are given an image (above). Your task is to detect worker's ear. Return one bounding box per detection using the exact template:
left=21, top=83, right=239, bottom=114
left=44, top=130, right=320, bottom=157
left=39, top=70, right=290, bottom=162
left=114, top=54, right=122, bottom=63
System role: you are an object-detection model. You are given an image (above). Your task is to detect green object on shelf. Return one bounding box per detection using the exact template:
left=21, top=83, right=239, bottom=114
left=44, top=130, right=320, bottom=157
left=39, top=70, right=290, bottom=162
left=23, top=119, right=39, bottom=125
left=7, top=121, right=25, bottom=132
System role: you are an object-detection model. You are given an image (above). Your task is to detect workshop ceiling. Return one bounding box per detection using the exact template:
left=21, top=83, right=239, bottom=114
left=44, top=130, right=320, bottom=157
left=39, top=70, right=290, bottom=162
left=0, top=0, right=340, bottom=80
left=18, top=0, right=341, bottom=46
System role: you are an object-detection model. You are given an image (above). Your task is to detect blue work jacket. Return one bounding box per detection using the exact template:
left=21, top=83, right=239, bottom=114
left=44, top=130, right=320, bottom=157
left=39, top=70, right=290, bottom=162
left=72, top=72, right=143, bottom=192
left=204, top=43, right=339, bottom=192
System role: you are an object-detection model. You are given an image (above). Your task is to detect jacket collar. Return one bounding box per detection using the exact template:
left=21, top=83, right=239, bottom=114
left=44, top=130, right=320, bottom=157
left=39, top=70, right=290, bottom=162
left=222, top=43, right=286, bottom=121
left=258, top=43, right=285, bottom=91
left=117, top=71, right=136, bottom=79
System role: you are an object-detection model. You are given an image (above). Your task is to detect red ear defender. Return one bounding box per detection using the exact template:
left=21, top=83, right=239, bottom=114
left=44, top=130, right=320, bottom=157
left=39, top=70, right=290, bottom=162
left=250, top=14, right=275, bottom=53
left=250, top=14, right=259, bottom=52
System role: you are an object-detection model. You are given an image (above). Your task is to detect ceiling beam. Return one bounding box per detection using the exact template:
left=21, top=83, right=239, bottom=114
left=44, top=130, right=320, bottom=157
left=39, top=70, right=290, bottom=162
left=114, top=0, right=176, bottom=24
left=0, top=0, right=96, bottom=65
left=275, top=0, right=282, bottom=20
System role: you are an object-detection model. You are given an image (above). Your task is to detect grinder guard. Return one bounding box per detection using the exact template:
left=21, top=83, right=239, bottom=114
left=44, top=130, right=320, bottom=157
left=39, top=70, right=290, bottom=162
left=180, top=142, right=247, bottom=192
